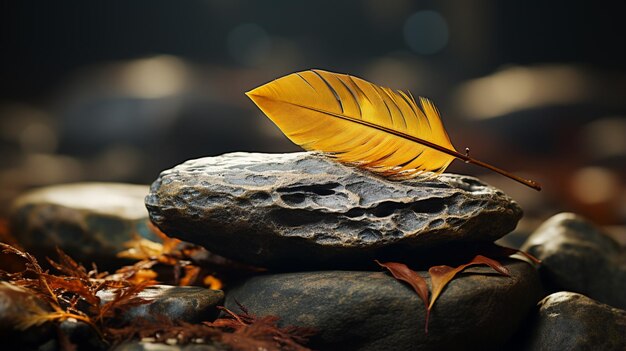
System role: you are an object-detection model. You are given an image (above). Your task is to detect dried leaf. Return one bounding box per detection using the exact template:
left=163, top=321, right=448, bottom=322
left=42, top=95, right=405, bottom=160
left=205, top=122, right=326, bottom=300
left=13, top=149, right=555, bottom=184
left=208, top=306, right=316, bottom=351
left=110, top=260, right=158, bottom=282
left=376, top=260, right=430, bottom=333
left=117, top=222, right=225, bottom=288
left=0, top=242, right=42, bottom=274
left=42, top=274, right=100, bottom=306
left=247, top=69, right=541, bottom=190
left=179, top=265, right=201, bottom=286
left=375, top=260, right=428, bottom=310
left=378, top=254, right=513, bottom=334
left=47, top=247, right=90, bottom=280
left=96, top=280, right=155, bottom=321
left=107, top=305, right=316, bottom=351
left=116, top=235, right=165, bottom=261
left=0, top=242, right=154, bottom=341
left=490, top=244, right=541, bottom=264
left=203, top=275, right=223, bottom=290
left=427, top=255, right=510, bottom=332
left=1, top=242, right=314, bottom=350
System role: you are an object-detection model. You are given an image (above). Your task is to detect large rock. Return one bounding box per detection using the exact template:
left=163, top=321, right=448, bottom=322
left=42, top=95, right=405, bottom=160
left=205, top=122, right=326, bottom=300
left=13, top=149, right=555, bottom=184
left=523, top=292, right=626, bottom=351
left=97, top=285, right=224, bottom=323
left=146, top=152, right=522, bottom=268
left=10, top=182, right=158, bottom=268
left=521, top=213, right=626, bottom=309
left=225, top=260, right=540, bottom=350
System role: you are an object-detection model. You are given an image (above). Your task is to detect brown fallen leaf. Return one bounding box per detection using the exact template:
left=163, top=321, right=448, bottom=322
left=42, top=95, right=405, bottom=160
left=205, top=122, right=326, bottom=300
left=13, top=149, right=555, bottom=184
left=107, top=304, right=317, bottom=351
left=426, top=255, right=510, bottom=332
left=376, top=260, right=431, bottom=333
left=203, top=275, right=223, bottom=290
left=119, top=222, right=268, bottom=290
left=1, top=242, right=315, bottom=350
left=179, top=265, right=201, bottom=286
left=489, top=244, right=541, bottom=264
left=375, top=260, right=429, bottom=310
left=377, top=254, right=515, bottom=334
left=0, top=242, right=156, bottom=341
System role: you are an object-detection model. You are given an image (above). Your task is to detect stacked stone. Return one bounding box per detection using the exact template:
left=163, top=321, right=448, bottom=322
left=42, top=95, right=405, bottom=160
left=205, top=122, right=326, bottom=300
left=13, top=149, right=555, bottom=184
left=520, top=213, right=626, bottom=351
left=145, top=152, right=541, bottom=350
left=6, top=153, right=625, bottom=350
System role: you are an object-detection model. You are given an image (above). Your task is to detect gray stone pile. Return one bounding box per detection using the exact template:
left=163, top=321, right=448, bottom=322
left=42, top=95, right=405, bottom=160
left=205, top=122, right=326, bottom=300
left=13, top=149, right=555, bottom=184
left=145, top=152, right=542, bottom=350
left=4, top=152, right=625, bottom=350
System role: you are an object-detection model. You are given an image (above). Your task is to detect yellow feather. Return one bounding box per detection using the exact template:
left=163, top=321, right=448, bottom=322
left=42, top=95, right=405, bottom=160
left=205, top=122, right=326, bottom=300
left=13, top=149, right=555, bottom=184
left=247, top=69, right=542, bottom=190
left=246, top=69, right=455, bottom=179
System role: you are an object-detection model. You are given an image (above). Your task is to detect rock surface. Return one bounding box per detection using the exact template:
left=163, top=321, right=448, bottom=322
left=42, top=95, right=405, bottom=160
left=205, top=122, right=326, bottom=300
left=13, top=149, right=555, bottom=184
left=521, top=213, right=626, bottom=309
left=0, top=282, right=55, bottom=350
left=113, top=342, right=226, bottom=351
left=146, top=152, right=522, bottom=268
left=58, top=319, right=107, bottom=351
left=225, top=260, right=540, bottom=350
left=97, top=285, right=224, bottom=323
left=523, top=292, right=626, bottom=351
left=10, top=182, right=158, bottom=268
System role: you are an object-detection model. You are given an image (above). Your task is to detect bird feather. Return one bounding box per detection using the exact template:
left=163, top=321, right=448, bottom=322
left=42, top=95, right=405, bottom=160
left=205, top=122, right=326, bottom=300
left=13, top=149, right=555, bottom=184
left=246, top=69, right=541, bottom=190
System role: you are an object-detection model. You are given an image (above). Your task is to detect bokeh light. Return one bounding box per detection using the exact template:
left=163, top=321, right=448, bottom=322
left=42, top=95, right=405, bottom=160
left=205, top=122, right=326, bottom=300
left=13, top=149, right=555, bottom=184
left=403, top=11, right=449, bottom=55
left=570, top=167, right=619, bottom=205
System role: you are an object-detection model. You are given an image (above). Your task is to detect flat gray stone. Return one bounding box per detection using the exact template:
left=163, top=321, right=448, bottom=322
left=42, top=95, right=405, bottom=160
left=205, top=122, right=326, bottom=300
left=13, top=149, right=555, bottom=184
left=521, top=213, right=626, bottom=309
left=225, top=260, right=540, bottom=350
left=10, top=182, right=158, bottom=268
left=523, top=292, right=626, bottom=351
left=146, top=152, right=522, bottom=268
left=97, top=285, right=224, bottom=324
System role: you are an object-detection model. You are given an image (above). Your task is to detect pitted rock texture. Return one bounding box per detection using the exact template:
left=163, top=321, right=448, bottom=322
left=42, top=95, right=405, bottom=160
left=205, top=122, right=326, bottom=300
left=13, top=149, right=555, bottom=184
left=146, top=152, right=522, bottom=268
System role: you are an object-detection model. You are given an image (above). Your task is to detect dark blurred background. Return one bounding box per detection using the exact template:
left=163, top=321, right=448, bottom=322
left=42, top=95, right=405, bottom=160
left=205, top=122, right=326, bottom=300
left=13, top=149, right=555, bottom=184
left=1, top=1, right=625, bottom=241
